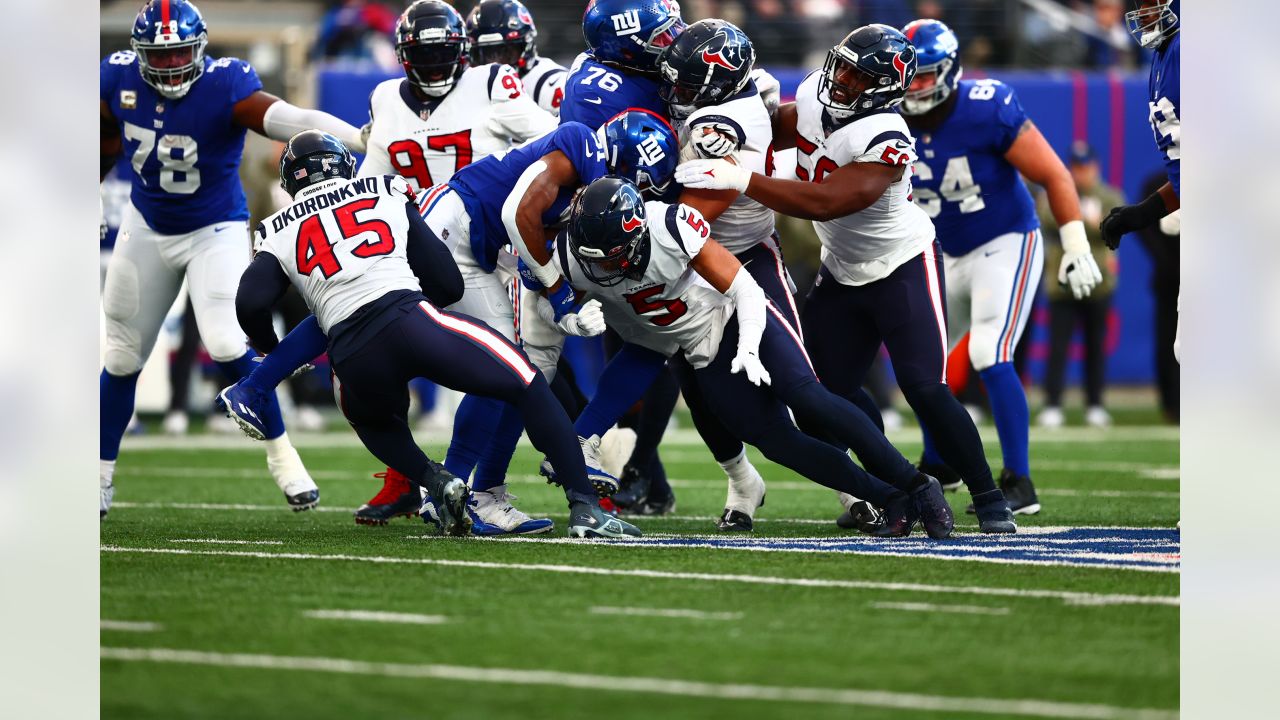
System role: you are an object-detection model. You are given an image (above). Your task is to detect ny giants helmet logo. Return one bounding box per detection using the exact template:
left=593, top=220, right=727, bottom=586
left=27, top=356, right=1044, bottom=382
left=892, top=51, right=910, bottom=88
left=620, top=212, right=643, bottom=232
left=702, top=34, right=742, bottom=71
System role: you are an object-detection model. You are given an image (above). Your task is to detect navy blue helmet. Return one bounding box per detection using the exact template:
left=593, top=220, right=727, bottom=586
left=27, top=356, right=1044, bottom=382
left=396, top=0, right=471, bottom=97
left=600, top=108, right=679, bottom=200
left=130, top=0, right=209, bottom=99
left=568, top=177, right=650, bottom=287
left=278, top=131, right=356, bottom=198
left=819, top=24, right=917, bottom=119
left=466, top=0, right=538, bottom=72
left=657, top=19, right=755, bottom=120
left=583, top=0, right=685, bottom=75
left=900, top=19, right=961, bottom=116
left=1125, top=0, right=1179, bottom=49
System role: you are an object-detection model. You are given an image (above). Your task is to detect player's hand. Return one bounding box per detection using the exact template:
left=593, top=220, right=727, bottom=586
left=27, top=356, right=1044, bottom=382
left=689, top=121, right=741, bottom=159
left=730, top=349, right=771, bottom=387
left=1059, top=251, right=1103, bottom=300
left=99, top=196, right=108, bottom=243
left=675, top=159, right=750, bottom=193
left=547, top=281, right=576, bottom=321
left=252, top=355, right=314, bottom=379
left=752, top=68, right=781, bottom=117
left=556, top=299, right=606, bottom=337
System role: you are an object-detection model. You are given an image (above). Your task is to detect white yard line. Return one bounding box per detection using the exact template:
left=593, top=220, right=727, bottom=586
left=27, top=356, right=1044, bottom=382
left=101, top=620, right=161, bottom=632
left=99, top=647, right=1177, bottom=719
left=870, top=602, right=1010, bottom=616
left=169, top=538, right=284, bottom=545
left=99, top=545, right=1179, bottom=607
left=302, top=609, right=447, bottom=625
left=588, top=606, right=743, bottom=621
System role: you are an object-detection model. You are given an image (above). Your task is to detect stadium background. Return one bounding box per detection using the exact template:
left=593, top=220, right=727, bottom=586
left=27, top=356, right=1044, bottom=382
left=99, top=0, right=1175, bottom=416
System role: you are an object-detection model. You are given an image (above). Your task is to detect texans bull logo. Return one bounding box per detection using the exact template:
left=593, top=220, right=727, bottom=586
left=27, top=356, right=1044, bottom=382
left=620, top=212, right=644, bottom=233
left=701, top=33, right=743, bottom=72
left=891, top=50, right=912, bottom=89
left=517, top=6, right=533, bottom=25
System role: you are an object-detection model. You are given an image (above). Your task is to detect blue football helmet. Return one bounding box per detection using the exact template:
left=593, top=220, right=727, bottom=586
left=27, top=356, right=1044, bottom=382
left=466, top=0, right=538, bottom=72
left=1126, top=0, right=1179, bottom=49
left=819, top=24, right=917, bottom=120
left=130, top=0, right=209, bottom=99
left=583, top=0, right=685, bottom=75
left=657, top=19, right=755, bottom=120
left=396, top=0, right=470, bottom=98
left=600, top=109, right=679, bottom=200
left=279, top=131, right=356, bottom=198
left=900, top=19, right=961, bottom=116
left=568, top=177, right=650, bottom=287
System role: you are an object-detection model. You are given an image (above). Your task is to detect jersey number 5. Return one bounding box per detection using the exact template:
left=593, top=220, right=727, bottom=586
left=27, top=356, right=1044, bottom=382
left=623, top=285, right=688, bottom=327
left=296, top=198, right=395, bottom=278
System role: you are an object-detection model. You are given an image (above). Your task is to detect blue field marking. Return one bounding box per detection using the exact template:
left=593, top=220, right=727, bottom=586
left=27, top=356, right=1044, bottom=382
left=603, top=528, right=1181, bottom=573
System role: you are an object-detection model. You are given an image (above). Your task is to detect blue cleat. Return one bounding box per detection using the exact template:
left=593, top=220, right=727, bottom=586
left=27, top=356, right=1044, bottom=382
left=217, top=381, right=272, bottom=441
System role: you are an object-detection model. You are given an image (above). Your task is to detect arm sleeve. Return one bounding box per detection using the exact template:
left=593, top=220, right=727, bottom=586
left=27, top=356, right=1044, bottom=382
left=262, top=100, right=363, bottom=150
left=404, top=202, right=464, bottom=308
left=236, top=252, right=292, bottom=353
left=487, top=65, right=558, bottom=142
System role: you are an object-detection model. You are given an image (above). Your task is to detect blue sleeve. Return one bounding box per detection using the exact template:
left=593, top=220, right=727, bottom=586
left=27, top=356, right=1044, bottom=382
left=100, top=55, right=119, bottom=104
left=222, top=58, right=264, bottom=105
left=574, top=343, right=670, bottom=438
left=550, top=122, right=608, bottom=183
left=992, top=83, right=1030, bottom=154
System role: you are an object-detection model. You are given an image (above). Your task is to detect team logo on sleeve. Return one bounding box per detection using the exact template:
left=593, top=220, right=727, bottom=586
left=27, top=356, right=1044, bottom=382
left=702, top=33, right=744, bottom=71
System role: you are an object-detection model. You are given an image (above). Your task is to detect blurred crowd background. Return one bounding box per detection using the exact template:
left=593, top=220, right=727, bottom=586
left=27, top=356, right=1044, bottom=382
left=99, top=0, right=1179, bottom=435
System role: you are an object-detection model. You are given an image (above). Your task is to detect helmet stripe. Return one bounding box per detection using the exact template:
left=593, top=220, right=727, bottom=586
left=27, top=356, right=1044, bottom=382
left=161, top=0, right=170, bottom=28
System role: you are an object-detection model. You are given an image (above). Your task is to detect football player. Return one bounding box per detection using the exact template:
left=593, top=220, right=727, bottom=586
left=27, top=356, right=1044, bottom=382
left=466, top=0, right=567, bottom=116
left=552, top=176, right=956, bottom=539
left=99, top=0, right=366, bottom=518
left=1101, top=0, right=1180, bottom=360
left=240, top=131, right=637, bottom=539
left=891, top=19, right=1104, bottom=515
left=677, top=24, right=1018, bottom=534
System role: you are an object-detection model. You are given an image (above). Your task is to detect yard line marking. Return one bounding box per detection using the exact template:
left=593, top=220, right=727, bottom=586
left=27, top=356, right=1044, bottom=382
left=101, top=620, right=161, bottom=632
left=169, top=538, right=284, bottom=545
left=99, top=545, right=1179, bottom=607
left=1038, top=489, right=1178, bottom=499
left=99, top=647, right=1177, bottom=719
left=588, top=606, right=743, bottom=621
left=302, top=610, right=447, bottom=625
left=870, top=602, right=1010, bottom=616
left=1138, top=468, right=1180, bottom=480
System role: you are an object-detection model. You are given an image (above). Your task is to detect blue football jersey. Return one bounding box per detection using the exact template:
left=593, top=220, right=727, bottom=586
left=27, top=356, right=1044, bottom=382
left=909, top=79, right=1039, bottom=257
left=100, top=50, right=262, bottom=235
left=558, top=53, right=666, bottom=129
left=1148, top=35, right=1180, bottom=195
left=448, top=122, right=609, bottom=272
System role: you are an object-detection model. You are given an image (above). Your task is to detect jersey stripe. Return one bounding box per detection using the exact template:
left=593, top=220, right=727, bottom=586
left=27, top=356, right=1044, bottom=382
left=533, top=68, right=565, bottom=104
left=996, top=231, right=1037, bottom=363
left=418, top=301, right=536, bottom=385
left=920, top=245, right=949, bottom=383
left=665, top=205, right=688, bottom=256
left=487, top=64, right=502, bottom=99
left=766, top=303, right=816, bottom=379
left=862, top=130, right=911, bottom=156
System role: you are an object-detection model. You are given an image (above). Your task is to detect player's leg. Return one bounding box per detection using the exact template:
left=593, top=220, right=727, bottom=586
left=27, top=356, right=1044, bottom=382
left=1081, top=297, right=1111, bottom=426
left=613, top=367, right=681, bottom=514
left=99, top=206, right=185, bottom=517
left=919, top=249, right=973, bottom=472
left=967, top=230, right=1044, bottom=514
left=186, top=222, right=319, bottom=511
left=1039, top=297, right=1075, bottom=427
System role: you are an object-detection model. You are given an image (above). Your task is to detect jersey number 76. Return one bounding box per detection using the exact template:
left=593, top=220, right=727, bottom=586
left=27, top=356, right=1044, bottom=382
left=296, top=198, right=396, bottom=278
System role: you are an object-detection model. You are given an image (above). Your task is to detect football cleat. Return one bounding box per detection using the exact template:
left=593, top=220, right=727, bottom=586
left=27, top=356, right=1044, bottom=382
left=568, top=501, right=642, bottom=539
left=611, top=464, right=651, bottom=510
left=871, top=494, right=915, bottom=538
left=429, top=477, right=472, bottom=537
left=635, top=488, right=676, bottom=516
left=717, top=466, right=765, bottom=532
left=918, top=457, right=964, bottom=492
left=100, top=480, right=114, bottom=520
left=354, top=468, right=420, bottom=526
left=971, top=489, right=1017, bottom=534
left=266, top=445, right=320, bottom=512
left=910, top=474, right=955, bottom=539
left=217, top=381, right=271, bottom=441
left=835, top=497, right=885, bottom=534
left=538, top=434, right=620, bottom=498
left=466, top=485, right=554, bottom=536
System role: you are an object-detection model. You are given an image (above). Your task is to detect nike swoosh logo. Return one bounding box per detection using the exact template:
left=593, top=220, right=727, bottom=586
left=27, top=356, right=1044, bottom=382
left=984, top=249, right=999, bottom=257
left=1004, top=95, right=1012, bottom=105
left=214, top=226, right=230, bottom=233
left=584, top=96, right=603, bottom=105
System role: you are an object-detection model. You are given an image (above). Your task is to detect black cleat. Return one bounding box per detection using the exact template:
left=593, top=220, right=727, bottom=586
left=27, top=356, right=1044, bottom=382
left=421, top=464, right=471, bottom=537
left=872, top=494, right=915, bottom=538
left=286, top=489, right=320, bottom=512
left=717, top=508, right=753, bottom=532
left=635, top=488, right=676, bottom=516
left=909, top=474, right=954, bottom=539
left=611, top=464, right=651, bottom=510
left=836, top=500, right=884, bottom=533
left=354, top=489, right=420, bottom=526
left=568, top=501, right=642, bottom=538
left=969, top=469, right=1040, bottom=516
left=918, top=457, right=964, bottom=492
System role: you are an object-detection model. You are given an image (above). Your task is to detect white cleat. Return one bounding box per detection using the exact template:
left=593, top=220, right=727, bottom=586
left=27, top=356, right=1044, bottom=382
left=267, top=447, right=320, bottom=512
left=1037, top=406, right=1065, bottom=429
left=468, top=485, right=554, bottom=536
left=100, top=481, right=114, bottom=520
left=717, top=464, right=766, bottom=532
left=163, top=410, right=189, bottom=436
left=1085, top=406, right=1113, bottom=428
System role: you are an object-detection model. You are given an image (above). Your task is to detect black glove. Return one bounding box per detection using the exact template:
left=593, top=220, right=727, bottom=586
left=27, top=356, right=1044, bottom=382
left=1100, top=192, right=1168, bottom=250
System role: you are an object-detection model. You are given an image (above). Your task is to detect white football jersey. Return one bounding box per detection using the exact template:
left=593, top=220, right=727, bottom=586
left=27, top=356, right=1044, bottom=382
left=679, top=89, right=777, bottom=255
left=553, top=201, right=733, bottom=368
left=521, top=56, right=567, bottom=117
left=794, top=71, right=935, bottom=285
left=358, top=64, right=556, bottom=191
left=255, top=175, right=422, bottom=334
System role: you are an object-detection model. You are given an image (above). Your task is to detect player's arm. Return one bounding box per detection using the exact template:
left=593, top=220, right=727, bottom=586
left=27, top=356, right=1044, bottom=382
left=689, top=237, right=771, bottom=386
left=488, top=65, right=558, bottom=142
left=404, top=203, right=464, bottom=308
left=356, top=94, right=392, bottom=177
left=1005, top=120, right=1102, bottom=299
left=678, top=155, right=902, bottom=221
left=232, top=91, right=366, bottom=154
left=770, top=102, right=799, bottom=151
left=1100, top=181, right=1179, bottom=251
left=100, top=100, right=121, bottom=182
left=503, top=150, right=580, bottom=315
left=235, top=251, right=292, bottom=354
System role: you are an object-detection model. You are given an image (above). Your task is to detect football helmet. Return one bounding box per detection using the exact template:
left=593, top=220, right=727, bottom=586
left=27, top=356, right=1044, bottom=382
left=657, top=19, right=755, bottom=120
left=466, top=0, right=538, bottom=72
left=600, top=109, right=679, bottom=200
left=396, top=0, right=470, bottom=98
left=130, top=0, right=209, bottom=99
left=900, top=19, right=962, bottom=116
left=1125, top=0, right=1179, bottom=49
left=583, top=0, right=685, bottom=75
left=819, top=24, right=916, bottom=120
left=278, top=131, right=356, bottom=198
left=568, top=177, right=650, bottom=287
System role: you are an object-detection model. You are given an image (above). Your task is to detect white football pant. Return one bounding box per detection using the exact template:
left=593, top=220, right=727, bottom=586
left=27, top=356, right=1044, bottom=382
left=942, top=229, right=1045, bottom=371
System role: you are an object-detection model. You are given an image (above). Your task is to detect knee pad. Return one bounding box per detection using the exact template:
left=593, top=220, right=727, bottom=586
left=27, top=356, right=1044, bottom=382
left=103, top=347, right=144, bottom=377
left=967, top=328, right=999, bottom=371
left=203, top=333, right=250, bottom=364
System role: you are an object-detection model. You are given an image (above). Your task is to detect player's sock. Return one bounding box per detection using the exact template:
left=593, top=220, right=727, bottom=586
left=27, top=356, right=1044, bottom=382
left=718, top=448, right=758, bottom=486
left=242, top=315, right=327, bottom=393
left=919, top=423, right=946, bottom=467
left=444, top=394, right=501, bottom=480
left=979, top=362, right=1031, bottom=477
left=100, top=369, right=140, bottom=462
left=100, top=459, right=116, bottom=488
left=574, top=343, right=668, bottom=439
left=264, top=433, right=300, bottom=467
left=518, top=375, right=596, bottom=506
left=219, top=350, right=287, bottom=440
left=472, top=404, right=525, bottom=492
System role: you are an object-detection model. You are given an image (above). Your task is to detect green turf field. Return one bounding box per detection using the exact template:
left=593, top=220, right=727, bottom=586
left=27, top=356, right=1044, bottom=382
left=101, top=411, right=1179, bottom=719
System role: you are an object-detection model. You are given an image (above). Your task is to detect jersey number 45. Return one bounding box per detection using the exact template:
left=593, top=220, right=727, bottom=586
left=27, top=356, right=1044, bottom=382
left=296, top=198, right=395, bottom=278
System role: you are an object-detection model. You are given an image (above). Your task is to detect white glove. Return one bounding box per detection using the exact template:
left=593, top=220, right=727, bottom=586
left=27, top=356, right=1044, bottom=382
left=1057, top=220, right=1103, bottom=300
left=555, top=299, right=606, bottom=337
left=675, top=159, right=751, bottom=192
left=752, top=68, right=781, bottom=117
left=730, top=349, right=771, bottom=387
left=99, top=195, right=107, bottom=243
left=688, top=121, right=741, bottom=159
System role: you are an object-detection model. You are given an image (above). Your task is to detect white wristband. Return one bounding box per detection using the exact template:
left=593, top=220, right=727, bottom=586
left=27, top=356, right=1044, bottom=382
left=1059, top=220, right=1090, bottom=255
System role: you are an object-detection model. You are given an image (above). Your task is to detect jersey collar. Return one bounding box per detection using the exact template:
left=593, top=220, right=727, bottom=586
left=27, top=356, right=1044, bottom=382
left=399, top=79, right=446, bottom=119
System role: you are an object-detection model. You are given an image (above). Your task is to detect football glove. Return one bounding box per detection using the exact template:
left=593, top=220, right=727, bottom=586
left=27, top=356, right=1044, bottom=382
left=730, top=349, right=771, bottom=387
left=556, top=299, right=606, bottom=337
left=1099, top=192, right=1167, bottom=250
left=1056, top=221, right=1103, bottom=300
left=752, top=68, right=781, bottom=117
left=675, top=159, right=751, bottom=193
left=688, top=121, right=741, bottom=160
